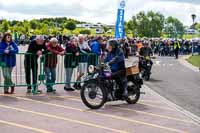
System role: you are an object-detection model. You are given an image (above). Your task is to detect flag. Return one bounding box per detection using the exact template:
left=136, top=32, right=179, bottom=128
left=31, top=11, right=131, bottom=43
left=115, top=0, right=126, bottom=39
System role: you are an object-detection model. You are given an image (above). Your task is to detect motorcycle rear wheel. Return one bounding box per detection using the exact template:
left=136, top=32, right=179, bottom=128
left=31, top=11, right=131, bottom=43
left=126, top=80, right=140, bottom=104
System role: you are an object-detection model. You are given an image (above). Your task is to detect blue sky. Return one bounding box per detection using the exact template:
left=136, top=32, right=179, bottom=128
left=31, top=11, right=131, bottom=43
left=0, top=0, right=199, bottom=26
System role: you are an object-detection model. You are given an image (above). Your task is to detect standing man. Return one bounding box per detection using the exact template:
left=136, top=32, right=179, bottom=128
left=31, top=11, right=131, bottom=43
left=45, top=38, right=65, bottom=93
left=24, top=35, right=47, bottom=93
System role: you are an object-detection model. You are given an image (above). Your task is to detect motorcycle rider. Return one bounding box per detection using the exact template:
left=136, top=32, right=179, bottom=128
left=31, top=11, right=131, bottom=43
left=105, top=40, right=128, bottom=98
left=138, top=41, right=153, bottom=72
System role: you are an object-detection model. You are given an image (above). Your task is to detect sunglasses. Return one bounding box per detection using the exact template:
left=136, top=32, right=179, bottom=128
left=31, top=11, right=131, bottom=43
left=7, top=36, right=11, bottom=39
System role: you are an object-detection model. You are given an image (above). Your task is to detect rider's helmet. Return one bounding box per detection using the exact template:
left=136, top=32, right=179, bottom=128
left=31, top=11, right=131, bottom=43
left=108, top=39, right=119, bottom=50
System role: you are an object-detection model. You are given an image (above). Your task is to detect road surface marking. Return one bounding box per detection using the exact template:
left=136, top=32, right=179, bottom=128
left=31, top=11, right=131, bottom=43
left=144, top=85, right=200, bottom=125
left=114, top=107, right=198, bottom=125
left=48, top=95, right=174, bottom=111
left=0, top=94, right=173, bottom=111
left=0, top=119, right=53, bottom=133
left=4, top=95, right=187, bottom=133
left=155, top=61, right=161, bottom=66
left=50, top=96, right=198, bottom=125
left=0, top=104, right=129, bottom=133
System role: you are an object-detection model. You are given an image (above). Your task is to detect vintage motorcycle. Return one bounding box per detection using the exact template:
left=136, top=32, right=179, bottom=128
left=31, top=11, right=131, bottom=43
left=80, top=63, right=143, bottom=109
left=139, top=56, right=153, bottom=81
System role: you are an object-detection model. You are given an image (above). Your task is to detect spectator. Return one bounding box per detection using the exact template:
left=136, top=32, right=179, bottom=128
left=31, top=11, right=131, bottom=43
left=0, top=33, right=19, bottom=94
left=24, top=35, right=47, bottom=94
left=64, top=37, right=80, bottom=91
left=45, top=38, right=65, bottom=93
left=74, top=35, right=91, bottom=89
left=12, top=31, right=19, bottom=45
left=19, top=34, right=26, bottom=46
left=0, top=33, right=3, bottom=42
left=90, top=36, right=104, bottom=56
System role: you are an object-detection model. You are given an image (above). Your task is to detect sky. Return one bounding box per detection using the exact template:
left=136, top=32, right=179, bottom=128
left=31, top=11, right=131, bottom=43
left=0, top=0, right=199, bottom=26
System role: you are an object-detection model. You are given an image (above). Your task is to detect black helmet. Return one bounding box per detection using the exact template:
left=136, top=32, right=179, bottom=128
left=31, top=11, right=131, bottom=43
left=108, top=39, right=119, bottom=49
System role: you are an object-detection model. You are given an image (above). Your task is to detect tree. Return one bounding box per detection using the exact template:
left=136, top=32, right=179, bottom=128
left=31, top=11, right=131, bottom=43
left=103, top=26, right=109, bottom=33
left=164, top=16, right=185, bottom=38
left=195, top=23, right=200, bottom=32
left=23, top=20, right=30, bottom=34
left=127, top=11, right=164, bottom=37
left=30, top=19, right=38, bottom=29
left=65, top=21, right=76, bottom=33
left=1, top=20, right=10, bottom=32
left=79, top=29, right=91, bottom=35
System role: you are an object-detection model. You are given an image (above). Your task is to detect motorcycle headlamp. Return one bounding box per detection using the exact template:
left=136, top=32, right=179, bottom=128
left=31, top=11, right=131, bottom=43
left=88, top=65, right=95, bottom=73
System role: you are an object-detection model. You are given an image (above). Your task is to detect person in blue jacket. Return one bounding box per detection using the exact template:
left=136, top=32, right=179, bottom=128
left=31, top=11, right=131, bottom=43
left=105, top=39, right=128, bottom=97
left=0, top=33, right=19, bottom=94
left=90, top=37, right=104, bottom=56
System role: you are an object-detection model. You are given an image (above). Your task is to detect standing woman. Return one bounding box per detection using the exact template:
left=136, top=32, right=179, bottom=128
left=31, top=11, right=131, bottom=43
left=0, top=33, right=19, bottom=94
left=64, top=37, right=80, bottom=91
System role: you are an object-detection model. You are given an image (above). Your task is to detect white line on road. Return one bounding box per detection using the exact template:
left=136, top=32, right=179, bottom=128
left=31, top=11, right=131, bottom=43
left=144, top=85, right=200, bottom=125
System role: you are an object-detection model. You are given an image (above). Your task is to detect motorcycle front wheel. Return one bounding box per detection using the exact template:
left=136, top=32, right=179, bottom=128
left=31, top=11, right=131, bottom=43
left=81, top=80, right=107, bottom=109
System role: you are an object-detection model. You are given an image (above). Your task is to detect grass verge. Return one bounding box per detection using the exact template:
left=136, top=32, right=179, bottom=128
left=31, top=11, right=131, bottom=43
left=187, top=55, right=200, bottom=68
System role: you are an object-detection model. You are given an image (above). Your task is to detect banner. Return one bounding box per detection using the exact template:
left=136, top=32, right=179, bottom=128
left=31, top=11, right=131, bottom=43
left=115, top=0, right=126, bottom=39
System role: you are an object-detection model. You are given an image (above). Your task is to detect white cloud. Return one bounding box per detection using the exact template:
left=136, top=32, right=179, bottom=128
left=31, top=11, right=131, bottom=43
left=0, top=0, right=199, bottom=26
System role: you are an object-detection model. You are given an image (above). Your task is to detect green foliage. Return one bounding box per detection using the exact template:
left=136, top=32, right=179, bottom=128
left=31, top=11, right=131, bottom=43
left=30, top=19, right=38, bottom=29
left=164, top=16, right=185, bottom=38
left=195, top=23, right=200, bottom=32
left=103, top=26, right=109, bottom=33
left=79, top=29, right=91, bottom=35
left=1, top=20, right=10, bottom=32
left=127, top=11, right=165, bottom=37
left=65, top=21, right=76, bottom=31
left=187, top=55, right=200, bottom=67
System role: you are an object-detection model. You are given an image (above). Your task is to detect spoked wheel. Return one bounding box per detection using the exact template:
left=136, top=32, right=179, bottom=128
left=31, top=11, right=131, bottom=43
left=126, top=80, right=140, bottom=104
left=81, top=80, right=107, bottom=109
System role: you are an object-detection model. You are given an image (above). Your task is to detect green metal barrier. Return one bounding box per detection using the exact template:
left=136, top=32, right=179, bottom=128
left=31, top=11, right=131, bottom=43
left=0, top=53, right=42, bottom=89
left=42, top=53, right=99, bottom=86
left=0, top=52, right=99, bottom=91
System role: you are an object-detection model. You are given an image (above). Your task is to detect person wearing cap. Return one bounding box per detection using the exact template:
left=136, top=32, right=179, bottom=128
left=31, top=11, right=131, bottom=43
left=24, top=35, right=47, bottom=93
left=45, top=38, right=65, bottom=93
left=105, top=40, right=128, bottom=98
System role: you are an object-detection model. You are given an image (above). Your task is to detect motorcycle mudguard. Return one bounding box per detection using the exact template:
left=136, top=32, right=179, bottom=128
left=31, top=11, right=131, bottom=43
left=127, top=74, right=143, bottom=86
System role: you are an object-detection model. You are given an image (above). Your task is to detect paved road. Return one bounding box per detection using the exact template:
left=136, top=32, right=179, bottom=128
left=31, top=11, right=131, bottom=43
left=0, top=46, right=200, bottom=133
left=145, top=56, right=200, bottom=117
left=0, top=86, right=200, bottom=133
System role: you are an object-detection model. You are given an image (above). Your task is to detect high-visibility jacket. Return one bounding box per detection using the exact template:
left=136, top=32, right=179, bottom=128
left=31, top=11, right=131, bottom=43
left=174, top=42, right=181, bottom=49
left=137, top=43, right=143, bottom=51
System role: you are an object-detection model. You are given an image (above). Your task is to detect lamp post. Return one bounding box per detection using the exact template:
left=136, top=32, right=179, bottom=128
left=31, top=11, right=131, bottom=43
left=191, top=14, right=196, bottom=25
left=191, top=14, right=197, bottom=55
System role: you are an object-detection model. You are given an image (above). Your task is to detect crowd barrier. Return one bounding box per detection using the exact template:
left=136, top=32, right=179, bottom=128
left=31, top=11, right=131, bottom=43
left=0, top=53, right=99, bottom=88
